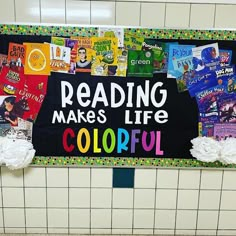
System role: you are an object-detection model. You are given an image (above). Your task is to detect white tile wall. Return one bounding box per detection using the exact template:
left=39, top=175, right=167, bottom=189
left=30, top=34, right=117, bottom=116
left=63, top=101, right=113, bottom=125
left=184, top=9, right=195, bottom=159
left=1, top=1, right=236, bottom=235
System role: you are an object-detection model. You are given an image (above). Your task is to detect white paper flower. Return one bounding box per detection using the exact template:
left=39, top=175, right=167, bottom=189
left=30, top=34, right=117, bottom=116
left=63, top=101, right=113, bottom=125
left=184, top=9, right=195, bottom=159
left=220, top=138, right=236, bottom=164
left=0, top=137, right=35, bottom=170
left=190, top=137, right=222, bottom=162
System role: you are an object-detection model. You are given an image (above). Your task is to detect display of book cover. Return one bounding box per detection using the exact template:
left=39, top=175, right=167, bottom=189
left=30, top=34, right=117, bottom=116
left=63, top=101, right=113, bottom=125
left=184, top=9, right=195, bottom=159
left=0, top=24, right=236, bottom=169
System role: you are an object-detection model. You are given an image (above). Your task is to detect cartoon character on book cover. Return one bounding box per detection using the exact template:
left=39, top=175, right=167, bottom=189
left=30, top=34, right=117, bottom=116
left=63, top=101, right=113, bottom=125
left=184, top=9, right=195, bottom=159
left=24, top=43, right=51, bottom=75
left=8, top=43, right=26, bottom=71
left=167, top=44, right=195, bottom=79
left=65, top=39, right=78, bottom=74
left=218, top=93, right=236, bottom=123
left=71, top=37, right=93, bottom=73
left=214, top=123, right=236, bottom=140
left=219, top=49, right=232, bottom=67
left=192, top=43, right=220, bottom=74
left=91, top=37, right=118, bottom=76
left=124, top=34, right=144, bottom=51
left=98, top=27, right=124, bottom=47
left=49, top=44, right=71, bottom=74
left=0, top=54, right=8, bottom=72
left=142, top=39, right=178, bottom=74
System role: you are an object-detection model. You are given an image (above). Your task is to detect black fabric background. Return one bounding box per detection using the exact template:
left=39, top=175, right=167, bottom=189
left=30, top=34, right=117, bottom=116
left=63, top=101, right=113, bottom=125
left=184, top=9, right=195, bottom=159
left=0, top=34, right=236, bottom=158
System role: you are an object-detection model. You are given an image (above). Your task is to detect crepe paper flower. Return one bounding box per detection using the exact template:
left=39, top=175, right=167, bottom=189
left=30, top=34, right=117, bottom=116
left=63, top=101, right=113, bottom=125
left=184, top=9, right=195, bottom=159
left=0, top=137, right=35, bottom=170
left=220, top=138, right=236, bottom=164
left=190, top=137, right=222, bottom=163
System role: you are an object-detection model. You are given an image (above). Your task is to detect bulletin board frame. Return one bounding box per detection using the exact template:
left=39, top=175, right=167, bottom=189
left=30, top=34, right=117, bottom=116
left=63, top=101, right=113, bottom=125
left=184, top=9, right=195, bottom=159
left=1, top=23, right=236, bottom=168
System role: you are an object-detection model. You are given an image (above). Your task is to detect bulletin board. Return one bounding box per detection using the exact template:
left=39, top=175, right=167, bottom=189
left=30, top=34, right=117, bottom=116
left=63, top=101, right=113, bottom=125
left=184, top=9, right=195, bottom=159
left=0, top=24, right=236, bottom=168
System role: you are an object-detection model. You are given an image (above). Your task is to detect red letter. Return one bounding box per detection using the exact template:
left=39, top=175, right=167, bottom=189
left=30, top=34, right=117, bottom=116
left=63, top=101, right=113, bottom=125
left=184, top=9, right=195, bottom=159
left=63, top=128, right=75, bottom=152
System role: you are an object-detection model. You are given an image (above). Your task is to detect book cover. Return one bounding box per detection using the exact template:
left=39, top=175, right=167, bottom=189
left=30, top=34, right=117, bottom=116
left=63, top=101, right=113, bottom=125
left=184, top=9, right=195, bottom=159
left=71, top=37, right=93, bottom=73
left=114, top=48, right=128, bottom=77
left=0, top=54, right=8, bottom=72
left=187, top=71, right=218, bottom=97
left=142, top=39, right=178, bottom=74
left=167, top=44, right=195, bottom=79
left=8, top=43, right=26, bottom=70
left=127, top=50, right=153, bottom=77
left=219, top=49, right=232, bottom=67
left=124, top=34, right=144, bottom=50
left=51, top=37, right=66, bottom=46
left=192, top=43, right=220, bottom=74
left=65, top=39, right=78, bottom=74
left=24, top=43, right=51, bottom=75
left=195, top=85, right=227, bottom=117
left=198, top=115, right=219, bottom=137
left=98, top=27, right=124, bottom=47
left=218, top=93, right=236, bottom=123
left=91, top=37, right=118, bottom=76
left=17, top=74, right=48, bottom=122
left=0, top=66, right=26, bottom=96
left=0, top=117, right=33, bottom=142
left=49, top=44, right=71, bottom=74
left=214, top=65, right=236, bottom=93
left=214, top=123, right=236, bottom=140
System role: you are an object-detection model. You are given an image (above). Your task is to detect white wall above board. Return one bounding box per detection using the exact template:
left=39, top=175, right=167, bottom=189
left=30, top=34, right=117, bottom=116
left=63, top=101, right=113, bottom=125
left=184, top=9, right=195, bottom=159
left=113, top=0, right=236, bottom=3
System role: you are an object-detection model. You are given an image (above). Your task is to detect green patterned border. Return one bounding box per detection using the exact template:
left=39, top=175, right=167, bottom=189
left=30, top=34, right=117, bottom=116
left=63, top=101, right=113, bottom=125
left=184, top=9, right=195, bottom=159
left=31, top=157, right=236, bottom=168
left=1, top=24, right=236, bottom=40
left=1, top=24, right=236, bottom=168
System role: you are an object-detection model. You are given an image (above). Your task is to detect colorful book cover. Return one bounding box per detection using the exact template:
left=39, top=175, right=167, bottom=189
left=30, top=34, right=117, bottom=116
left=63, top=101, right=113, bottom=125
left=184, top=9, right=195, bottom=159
left=65, top=39, right=78, bottom=74
left=7, top=43, right=26, bottom=69
left=214, top=123, right=236, bottom=140
left=24, top=43, right=51, bottom=75
left=0, top=117, right=33, bottom=142
left=51, top=37, right=66, bottom=46
left=218, top=93, right=236, bottom=123
left=71, top=37, right=93, bottom=73
left=198, top=115, right=218, bottom=137
left=0, top=54, right=8, bottom=72
left=0, top=66, right=26, bottom=96
left=175, top=73, right=189, bottom=93
left=49, top=44, right=71, bottom=74
left=114, top=48, right=128, bottom=77
left=219, top=49, right=232, bottom=67
left=192, top=43, right=220, bottom=74
left=16, top=74, right=48, bottom=122
left=124, top=34, right=144, bottom=50
left=142, top=39, right=178, bottom=74
left=187, top=71, right=219, bottom=97
left=167, top=44, right=195, bottom=79
left=127, top=50, right=153, bottom=77
left=214, top=65, right=236, bottom=93
left=195, top=85, right=227, bottom=118
left=91, top=37, right=118, bottom=76
left=98, top=27, right=124, bottom=47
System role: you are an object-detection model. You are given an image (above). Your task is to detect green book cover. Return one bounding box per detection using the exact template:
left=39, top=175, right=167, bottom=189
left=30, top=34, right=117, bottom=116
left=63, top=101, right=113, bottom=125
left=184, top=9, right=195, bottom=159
left=127, top=50, right=153, bottom=77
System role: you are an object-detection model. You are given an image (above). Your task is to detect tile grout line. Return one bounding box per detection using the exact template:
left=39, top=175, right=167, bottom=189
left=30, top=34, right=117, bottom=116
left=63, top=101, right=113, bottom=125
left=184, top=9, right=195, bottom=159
left=45, top=168, right=49, bottom=234
left=111, top=168, right=113, bottom=234
left=23, top=169, right=27, bottom=233
left=188, top=3, right=192, bottom=28
left=89, top=167, right=92, bottom=234
left=153, top=169, right=158, bottom=234
left=132, top=179, right=135, bottom=234
left=194, top=169, right=202, bottom=236
left=216, top=170, right=224, bottom=236
left=39, top=0, right=42, bottom=24
left=0, top=168, right=5, bottom=234
left=65, top=0, right=67, bottom=24
left=13, top=0, right=16, bottom=23
left=174, top=169, right=180, bottom=235
left=164, top=2, right=167, bottom=28
left=67, top=167, right=70, bottom=234
left=213, top=3, right=217, bottom=28
left=139, top=2, right=142, bottom=27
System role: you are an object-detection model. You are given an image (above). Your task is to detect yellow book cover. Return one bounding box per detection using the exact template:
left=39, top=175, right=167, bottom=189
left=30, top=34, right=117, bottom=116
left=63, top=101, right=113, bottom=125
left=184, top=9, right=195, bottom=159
left=71, top=37, right=94, bottom=73
left=91, top=37, right=118, bottom=76
left=24, top=43, right=51, bottom=75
